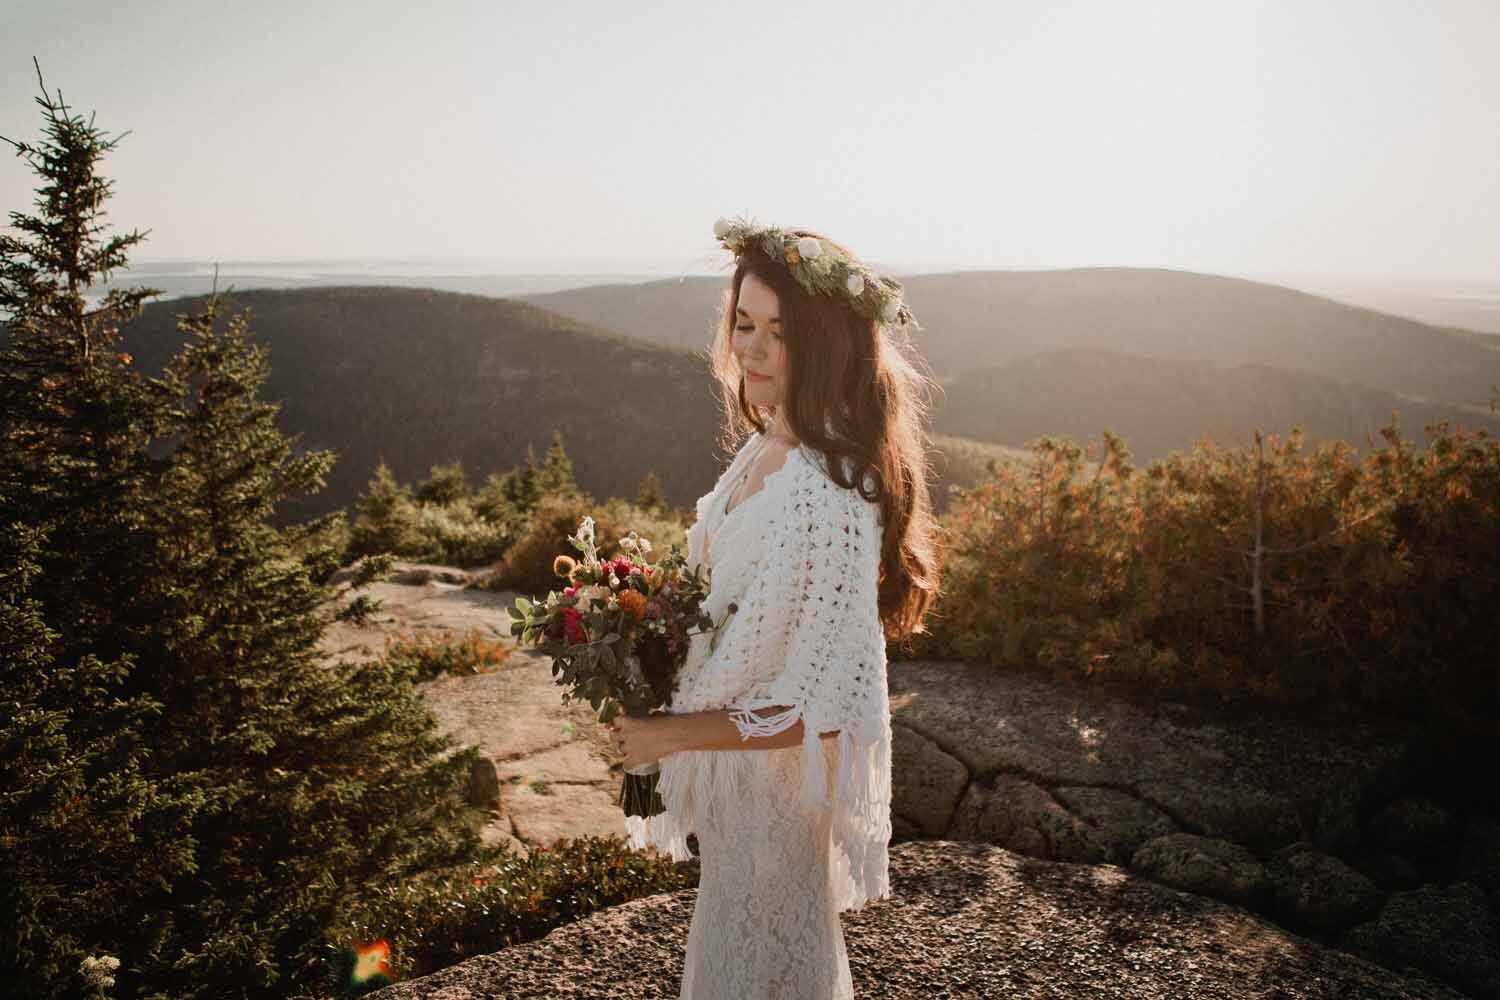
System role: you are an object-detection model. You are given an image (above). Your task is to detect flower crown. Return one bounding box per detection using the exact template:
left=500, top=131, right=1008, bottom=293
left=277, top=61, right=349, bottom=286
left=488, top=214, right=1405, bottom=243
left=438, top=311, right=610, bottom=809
left=712, top=215, right=917, bottom=328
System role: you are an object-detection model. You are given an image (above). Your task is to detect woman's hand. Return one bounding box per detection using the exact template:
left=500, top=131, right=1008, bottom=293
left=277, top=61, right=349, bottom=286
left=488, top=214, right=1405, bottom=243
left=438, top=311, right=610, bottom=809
left=606, top=710, right=677, bottom=770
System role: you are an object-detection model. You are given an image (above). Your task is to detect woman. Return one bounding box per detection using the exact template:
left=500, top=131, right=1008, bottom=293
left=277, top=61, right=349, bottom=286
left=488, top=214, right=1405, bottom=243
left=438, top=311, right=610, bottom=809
left=607, top=216, right=942, bottom=999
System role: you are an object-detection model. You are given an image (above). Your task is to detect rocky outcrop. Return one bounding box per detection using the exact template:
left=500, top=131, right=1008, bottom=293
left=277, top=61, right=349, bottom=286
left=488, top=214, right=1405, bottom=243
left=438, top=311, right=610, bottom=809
left=951, top=774, right=1113, bottom=864
left=1052, top=784, right=1176, bottom=862
left=889, top=723, right=969, bottom=838
left=1265, top=841, right=1382, bottom=932
left=1366, top=794, right=1454, bottom=859
left=315, top=563, right=1499, bottom=999
left=1343, top=880, right=1500, bottom=998
left=1130, top=832, right=1266, bottom=908
left=357, top=840, right=1468, bottom=1000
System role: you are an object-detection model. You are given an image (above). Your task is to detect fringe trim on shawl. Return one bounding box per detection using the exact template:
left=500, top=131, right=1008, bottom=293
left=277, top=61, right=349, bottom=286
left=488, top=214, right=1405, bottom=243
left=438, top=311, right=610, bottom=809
left=828, top=723, right=894, bottom=913
left=728, top=701, right=894, bottom=913
left=623, top=748, right=760, bottom=862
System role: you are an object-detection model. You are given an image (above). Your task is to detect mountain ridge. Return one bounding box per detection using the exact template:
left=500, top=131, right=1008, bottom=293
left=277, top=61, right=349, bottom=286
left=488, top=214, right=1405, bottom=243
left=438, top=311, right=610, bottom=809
left=7, top=276, right=1487, bottom=528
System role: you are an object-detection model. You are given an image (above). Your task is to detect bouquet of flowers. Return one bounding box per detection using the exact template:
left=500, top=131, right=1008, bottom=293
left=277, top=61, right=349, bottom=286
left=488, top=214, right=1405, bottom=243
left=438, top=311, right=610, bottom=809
left=506, top=515, right=725, bottom=823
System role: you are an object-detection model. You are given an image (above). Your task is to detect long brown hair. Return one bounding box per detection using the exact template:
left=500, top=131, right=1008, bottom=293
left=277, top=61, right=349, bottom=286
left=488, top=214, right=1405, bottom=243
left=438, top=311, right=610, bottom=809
left=706, top=228, right=942, bottom=642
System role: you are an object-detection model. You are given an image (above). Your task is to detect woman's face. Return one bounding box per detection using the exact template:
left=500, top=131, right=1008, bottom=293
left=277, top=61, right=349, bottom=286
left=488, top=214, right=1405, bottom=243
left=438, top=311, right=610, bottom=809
left=731, top=270, right=787, bottom=411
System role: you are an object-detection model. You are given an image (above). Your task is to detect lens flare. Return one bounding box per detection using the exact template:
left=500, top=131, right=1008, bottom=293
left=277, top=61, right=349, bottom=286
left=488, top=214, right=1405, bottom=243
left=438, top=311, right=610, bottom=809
left=350, top=940, right=391, bottom=985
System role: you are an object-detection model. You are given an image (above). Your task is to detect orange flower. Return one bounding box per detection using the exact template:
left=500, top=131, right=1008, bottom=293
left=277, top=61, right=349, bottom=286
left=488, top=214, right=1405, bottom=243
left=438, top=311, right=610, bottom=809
left=784, top=246, right=802, bottom=265
left=617, top=589, right=648, bottom=621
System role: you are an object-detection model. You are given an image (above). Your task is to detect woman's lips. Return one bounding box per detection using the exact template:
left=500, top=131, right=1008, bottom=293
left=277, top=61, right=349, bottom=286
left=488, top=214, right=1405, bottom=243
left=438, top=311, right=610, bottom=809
left=746, top=371, right=771, bottom=382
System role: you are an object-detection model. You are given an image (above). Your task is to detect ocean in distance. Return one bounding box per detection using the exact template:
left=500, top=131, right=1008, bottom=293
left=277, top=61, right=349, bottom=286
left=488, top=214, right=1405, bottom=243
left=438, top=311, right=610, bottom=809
left=85, top=258, right=1500, bottom=336
left=83, top=258, right=680, bottom=308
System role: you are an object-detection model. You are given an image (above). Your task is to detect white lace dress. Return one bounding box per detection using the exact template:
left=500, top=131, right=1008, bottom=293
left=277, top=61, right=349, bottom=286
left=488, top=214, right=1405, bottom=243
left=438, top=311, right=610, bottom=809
left=651, top=433, right=866, bottom=1000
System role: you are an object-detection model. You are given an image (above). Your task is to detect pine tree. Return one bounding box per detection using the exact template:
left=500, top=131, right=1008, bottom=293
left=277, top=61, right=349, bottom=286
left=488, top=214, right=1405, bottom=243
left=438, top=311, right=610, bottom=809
left=514, top=443, right=542, bottom=510
left=415, top=459, right=468, bottom=505
left=350, top=456, right=421, bottom=556
left=0, top=63, right=190, bottom=998
left=0, top=64, right=486, bottom=999
left=0, top=58, right=172, bottom=666
left=636, top=469, right=667, bottom=512
left=141, top=293, right=486, bottom=996
left=537, top=428, right=579, bottom=498
left=0, top=508, right=167, bottom=1000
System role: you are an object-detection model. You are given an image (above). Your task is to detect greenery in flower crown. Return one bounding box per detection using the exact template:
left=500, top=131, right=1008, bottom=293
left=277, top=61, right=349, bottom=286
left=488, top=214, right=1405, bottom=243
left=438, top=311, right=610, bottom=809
left=712, top=214, right=917, bottom=328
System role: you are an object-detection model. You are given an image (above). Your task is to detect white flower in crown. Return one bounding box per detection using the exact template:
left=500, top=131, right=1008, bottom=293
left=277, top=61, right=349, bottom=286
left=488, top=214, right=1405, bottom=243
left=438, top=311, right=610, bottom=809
left=713, top=218, right=734, bottom=239
left=882, top=298, right=901, bottom=323
left=795, top=236, right=822, bottom=260
left=845, top=273, right=865, bottom=297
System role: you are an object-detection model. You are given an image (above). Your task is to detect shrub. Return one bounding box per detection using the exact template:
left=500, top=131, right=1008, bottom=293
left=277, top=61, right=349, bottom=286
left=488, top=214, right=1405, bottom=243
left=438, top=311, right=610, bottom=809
left=926, top=408, right=1500, bottom=740
left=408, top=496, right=512, bottom=567
left=922, top=431, right=1144, bottom=685
left=382, top=627, right=513, bottom=682
left=414, top=460, right=469, bottom=506
left=483, top=493, right=687, bottom=600
left=318, top=836, right=696, bottom=994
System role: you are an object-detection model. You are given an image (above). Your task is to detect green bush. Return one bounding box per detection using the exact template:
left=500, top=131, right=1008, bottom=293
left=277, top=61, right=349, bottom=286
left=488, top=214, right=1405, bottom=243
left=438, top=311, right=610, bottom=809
left=409, top=496, right=512, bottom=567
left=317, top=835, right=695, bottom=994
left=349, top=468, right=512, bottom=568
left=482, top=492, right=688, bottom=600
left=414, top=460, right=469, bottom=506
left=926, top=409, right=1500, bottom=740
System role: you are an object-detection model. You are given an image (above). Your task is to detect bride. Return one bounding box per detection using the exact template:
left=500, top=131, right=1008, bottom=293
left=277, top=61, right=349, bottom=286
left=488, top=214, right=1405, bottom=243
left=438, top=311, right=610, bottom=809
left=606, top=216, right=942, bottom=999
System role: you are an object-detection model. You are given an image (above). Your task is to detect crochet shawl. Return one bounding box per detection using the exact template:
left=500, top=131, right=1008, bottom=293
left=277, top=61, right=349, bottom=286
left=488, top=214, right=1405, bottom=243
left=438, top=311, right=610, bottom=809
left=624, top=431, right=894, bottom=914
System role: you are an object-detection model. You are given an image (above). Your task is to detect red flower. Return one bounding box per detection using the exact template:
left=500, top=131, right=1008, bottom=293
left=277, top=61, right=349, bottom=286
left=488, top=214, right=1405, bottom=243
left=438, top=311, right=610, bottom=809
left=612, top=556, right=633, bottom=578
left=560, top=606, right=588, bottom=644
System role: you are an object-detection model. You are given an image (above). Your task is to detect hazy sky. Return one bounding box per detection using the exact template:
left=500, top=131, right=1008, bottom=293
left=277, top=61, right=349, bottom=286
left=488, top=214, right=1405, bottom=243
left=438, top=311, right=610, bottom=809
left=1, top=0, right=1495, bottom=281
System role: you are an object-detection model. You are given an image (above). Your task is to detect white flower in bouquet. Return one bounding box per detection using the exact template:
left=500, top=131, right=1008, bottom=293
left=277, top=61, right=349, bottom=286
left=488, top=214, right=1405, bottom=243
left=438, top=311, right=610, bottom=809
left=845, top=273, right=865, bottom=297
left=796, top=236, right=822, bottom=260
left=572, top=516, right=600, bottom=564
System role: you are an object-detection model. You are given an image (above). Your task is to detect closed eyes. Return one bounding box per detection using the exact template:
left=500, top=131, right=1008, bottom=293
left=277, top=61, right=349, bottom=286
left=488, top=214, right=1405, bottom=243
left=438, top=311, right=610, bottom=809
left=735, top=325, right=783, bottom=338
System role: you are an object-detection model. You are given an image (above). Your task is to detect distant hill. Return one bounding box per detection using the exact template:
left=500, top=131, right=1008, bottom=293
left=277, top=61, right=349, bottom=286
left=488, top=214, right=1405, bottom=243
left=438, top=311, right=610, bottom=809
left=521, top=276, right=727, bottom=353
left=521, top=267, right=1500, bottom=412
left=85, top=287, right=1007, bottom=528
left=108, top=286, right=727, bottom=527
left=10, top=276, right=1494, bottom=532
left=935, top=347, right=1500, bottom=463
